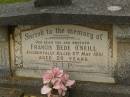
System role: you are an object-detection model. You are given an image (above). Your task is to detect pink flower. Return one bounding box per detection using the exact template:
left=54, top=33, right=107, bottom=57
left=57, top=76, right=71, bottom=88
left=41, top=85, right=52, bottom=94
left=43, top=70, right=54, bottom=84
left=41, top=67, right=75, bottom=96
left=52, top=67, right=63, bottom=78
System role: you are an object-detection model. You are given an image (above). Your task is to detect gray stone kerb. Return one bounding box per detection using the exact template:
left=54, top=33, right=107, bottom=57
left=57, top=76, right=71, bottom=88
left=0, top=0, right=130, bottom=25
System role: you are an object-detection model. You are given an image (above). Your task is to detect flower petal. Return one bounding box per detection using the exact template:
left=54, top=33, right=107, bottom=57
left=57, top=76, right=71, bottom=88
left=47, top=92, right=51, bottom=97
left=61, top=83, right=67, bottom=91
left=43, top=79, right=51, bottom=84
left=51, top=78, right=58, bottom=84
left=53, top=80, right=67, bottom=91
left=41, top=85, right=52, bottom=94
left=53, top=83, right=60, bottom=89
left=53, top=79, right=62, bottom=89
left=66, top=80, right=75, bottom=87
left=52, top=67, right=63, bottom=77
left=58, top=89, right=62, bottom=95
left=61, top=73, right=69, bottom=83
left=62, top=91, right=66, bottom=96
left=43, top=71, right=54, bottom=84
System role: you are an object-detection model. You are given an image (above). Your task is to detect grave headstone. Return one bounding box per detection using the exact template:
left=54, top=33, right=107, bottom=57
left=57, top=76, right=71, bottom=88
left=13, top=25, right=115, bottom=83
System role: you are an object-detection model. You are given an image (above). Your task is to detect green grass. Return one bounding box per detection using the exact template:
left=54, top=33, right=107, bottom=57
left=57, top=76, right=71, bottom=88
left=0, top=0, right=31, bottom=3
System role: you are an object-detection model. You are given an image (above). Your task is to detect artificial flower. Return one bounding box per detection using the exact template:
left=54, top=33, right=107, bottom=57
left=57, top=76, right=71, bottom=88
left=41, top=67, right=75, bottom=96
left=41, top=85, right=52, bottom=94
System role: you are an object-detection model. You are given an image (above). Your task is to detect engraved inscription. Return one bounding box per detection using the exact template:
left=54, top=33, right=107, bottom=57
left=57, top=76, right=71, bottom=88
left=14, top=25, right=114, bottom=83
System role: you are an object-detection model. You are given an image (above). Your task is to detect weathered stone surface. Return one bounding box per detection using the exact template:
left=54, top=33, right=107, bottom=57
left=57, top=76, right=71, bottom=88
left=0, top=27, right=9, bottom=68
left=113, top=25, right=130, bottom=85
left=34, top=0, right=72, bottom=7
left=0, top=0, right=130, bottom=24
left=1, top=79, right=130, bottom=97
left=115, top=42, right=130, bottom=85
left=0, top=27, right=10, bottom=79
left=0, top=87, right=24, bottom=97
left=70, top=82, right=130, bottom=97
left=0, top=69, right=10, bottom=79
